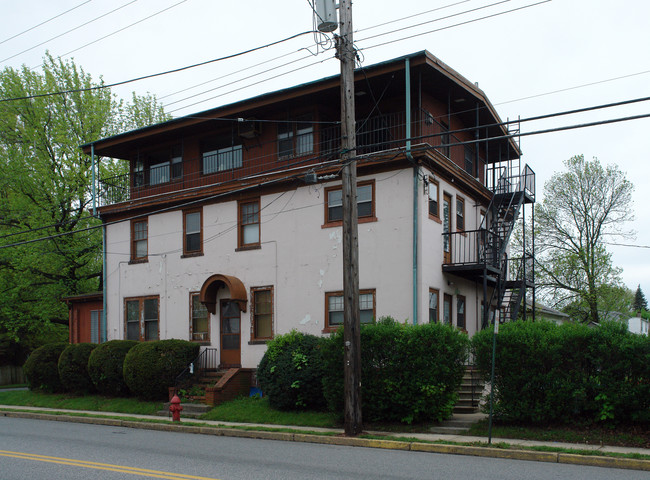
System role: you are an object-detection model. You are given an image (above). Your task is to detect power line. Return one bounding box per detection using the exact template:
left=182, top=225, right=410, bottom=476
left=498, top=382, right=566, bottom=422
left=0, top=0, right=94, bottom=46
left=0, top=0, right=139, bottom=63
left=359, top=0, right=551, bottom=51
left=603, top=242, right=650, bottom=249
left=0, top=31, right=317, bottom=103
left=355, top=0, right=472, bottom=33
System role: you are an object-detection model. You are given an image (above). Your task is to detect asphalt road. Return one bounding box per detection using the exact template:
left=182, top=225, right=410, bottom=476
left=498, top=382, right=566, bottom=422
left=1, top=417, right=648, bottom=480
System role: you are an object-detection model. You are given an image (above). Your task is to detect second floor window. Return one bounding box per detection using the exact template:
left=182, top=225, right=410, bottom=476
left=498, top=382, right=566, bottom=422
left=131, top=219, right=148, bottom=262
left=148, top=145, right=183, bottom=185
left=464, top=145, right=474, bottom=177
left=183, top=209, right=202, bottom=255
left=278, top=114, right=313, bottom=157
left=325, top=181, right=375, bottom=225
left=238, top=199, right=260, bottom=248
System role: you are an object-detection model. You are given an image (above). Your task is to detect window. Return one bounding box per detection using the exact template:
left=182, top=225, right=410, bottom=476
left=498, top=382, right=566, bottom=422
left=440, top=121, right=450, bottom=158
left=131, top=218, right=148, bottom=262
left=456, top=196, right=465, bottom=232
left=457, top=295, right=466, bottom=329
left=278, top=114, right=313, bottom=157
left=183, top=209, right=202, bottom=256
left=125, top=296, right=159, bottom=341
left=325, top=181, right=375, bottom=225
left=251, top=287, right=273, bottom=341
left=134, top=160, right=144, bottom=187
left=464, top=145, right=474, bottom=176
left=203, top=145, right=242, bottom=174
left=443, top=293, right=453, bottom=325
left=190, top=293, right=209, bottom=342
left=148, top=145, right=183, bottom=185
left=428, top=179, right=439, bottom=219
left=238, top=199, right=260, bottom=248
left=90, top=309, right=104, bottom=344
left=325, top=289, right=375, bottom=330
left=429, top=289, right=439, bottom=323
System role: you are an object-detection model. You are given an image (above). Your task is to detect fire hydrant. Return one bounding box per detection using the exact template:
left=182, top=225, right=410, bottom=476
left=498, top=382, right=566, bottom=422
left=169, top=394, right=183, bottom=422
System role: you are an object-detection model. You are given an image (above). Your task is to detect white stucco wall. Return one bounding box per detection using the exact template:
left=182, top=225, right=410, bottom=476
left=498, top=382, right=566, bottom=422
left=104, top=168, right=491, bottom=367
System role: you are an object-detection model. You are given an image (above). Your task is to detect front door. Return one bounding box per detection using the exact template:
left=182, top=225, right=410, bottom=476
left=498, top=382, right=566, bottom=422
left=443, top=193, right=452, bottom=264
left=220, top=300, right=241, bottom=367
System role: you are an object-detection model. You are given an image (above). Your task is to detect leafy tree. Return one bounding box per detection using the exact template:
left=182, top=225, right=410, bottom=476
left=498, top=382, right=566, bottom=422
left=0, top=54, right=169, bottom=358
left=633, top=285, right=648, bottom=313
left=534, top=155, right=634, bottom=324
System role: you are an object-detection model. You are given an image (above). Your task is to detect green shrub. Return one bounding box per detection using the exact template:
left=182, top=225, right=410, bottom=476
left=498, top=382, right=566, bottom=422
left=321, top=318, right=469, bottom=424
left=23, top=343, right=68, bottom=392
left=123, top=339, right=199, bottom=400
left=257, top=330, right=326, bottom=411
left=472, top=320, right=650, bottom=424
left=58, top=343, right=98, bottom=394
left=88, top=340, right=137, bottom=396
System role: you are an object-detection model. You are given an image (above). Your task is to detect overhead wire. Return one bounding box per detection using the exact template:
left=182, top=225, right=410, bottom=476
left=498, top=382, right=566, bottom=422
left=0, top=0, right=94, bottom=46
left=0, top=0, right=140, bottom=63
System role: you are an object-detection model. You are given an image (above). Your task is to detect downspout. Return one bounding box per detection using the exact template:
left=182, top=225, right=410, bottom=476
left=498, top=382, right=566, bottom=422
left=102, top=223, right=107, bottom=343
left=91, top=144, right=96, bottom=217
left=405, top=58, right=418, bottom=325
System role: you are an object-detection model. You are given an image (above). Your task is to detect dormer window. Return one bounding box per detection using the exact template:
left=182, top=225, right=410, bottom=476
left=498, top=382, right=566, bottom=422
left=202, top=135, right=242, bottom=174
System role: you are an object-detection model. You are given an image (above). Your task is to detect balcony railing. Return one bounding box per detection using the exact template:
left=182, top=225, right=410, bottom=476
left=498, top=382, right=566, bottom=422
left=442, top=229, right=503, bottom=269
left=96, top=109, right=510, bottom=207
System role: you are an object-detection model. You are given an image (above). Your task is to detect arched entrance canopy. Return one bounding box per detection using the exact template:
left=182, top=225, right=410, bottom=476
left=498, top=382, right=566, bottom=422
left=199, top=274, right=247, bottom=314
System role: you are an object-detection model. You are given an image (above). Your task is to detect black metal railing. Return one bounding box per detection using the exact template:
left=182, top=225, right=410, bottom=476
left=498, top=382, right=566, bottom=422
left=172, top=347, right=218, bottom=396
left=442, top=229, right=503, bottom=268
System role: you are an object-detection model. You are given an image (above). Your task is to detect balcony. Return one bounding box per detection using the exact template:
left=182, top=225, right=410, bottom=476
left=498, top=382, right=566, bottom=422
left=96, top=109, right=509, bottom=207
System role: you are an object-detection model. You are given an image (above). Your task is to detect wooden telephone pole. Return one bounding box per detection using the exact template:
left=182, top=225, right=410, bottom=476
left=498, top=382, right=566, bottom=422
left=337, top=0, right=362, bottom=436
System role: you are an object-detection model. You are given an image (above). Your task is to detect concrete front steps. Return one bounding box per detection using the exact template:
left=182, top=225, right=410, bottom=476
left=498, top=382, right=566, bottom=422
left=453, top=366, right=484, bottom=415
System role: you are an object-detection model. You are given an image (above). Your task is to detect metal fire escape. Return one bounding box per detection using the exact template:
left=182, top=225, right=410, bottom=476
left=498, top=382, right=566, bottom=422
left=442, top=120, right=535, bottom=328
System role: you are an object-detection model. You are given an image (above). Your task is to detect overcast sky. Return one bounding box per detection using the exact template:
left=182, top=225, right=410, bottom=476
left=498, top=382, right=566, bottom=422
left=2, top=0, right=649, bottom=303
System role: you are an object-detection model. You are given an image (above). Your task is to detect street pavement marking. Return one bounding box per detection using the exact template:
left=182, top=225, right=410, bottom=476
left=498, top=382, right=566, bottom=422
left=0, top=450, right=222, bottom=480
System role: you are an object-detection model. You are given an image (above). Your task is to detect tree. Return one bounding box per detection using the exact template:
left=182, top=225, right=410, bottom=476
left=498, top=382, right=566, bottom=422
left=0, top=54, right=169, bottom=359
left=534, top=155, right=634, bottom=324
left=633, top=285, right=648, bottom=313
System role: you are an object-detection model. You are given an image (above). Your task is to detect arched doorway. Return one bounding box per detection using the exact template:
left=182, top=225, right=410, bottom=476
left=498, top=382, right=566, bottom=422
left=199, top=274, right=247, bottom=367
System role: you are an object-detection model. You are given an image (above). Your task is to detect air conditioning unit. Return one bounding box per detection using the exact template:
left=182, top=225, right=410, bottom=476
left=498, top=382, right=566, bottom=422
left=238, top=119, right=260, bottom=139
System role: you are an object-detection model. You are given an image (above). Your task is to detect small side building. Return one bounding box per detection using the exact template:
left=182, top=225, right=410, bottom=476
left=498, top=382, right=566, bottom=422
left=63, top=292, right=104, bottom=344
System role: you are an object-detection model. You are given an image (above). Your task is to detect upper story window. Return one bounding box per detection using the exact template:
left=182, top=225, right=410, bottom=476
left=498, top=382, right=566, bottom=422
left=456, top=196, right=465, bottom=232
left=238, top=198, right=260, bottom=249
left=183, top=209, right=202, bottom=256
left=428, top=179, right=439, bottom=219
left=278, top=114, right=313, bottom=158
left=147, top=145, right=183, bottom=186
left=202, top=135, right=243, bottom=174
left=131, top=218, right=148, bottom=262
left=464, top=145, right=474, bottom=177
left=324, top=180, right=375, bottom=226
left=440, top=121, right=450, bottom=158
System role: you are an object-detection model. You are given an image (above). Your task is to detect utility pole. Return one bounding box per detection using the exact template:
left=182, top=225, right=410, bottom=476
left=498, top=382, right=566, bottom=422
left=337, top=0, right=362, bottom=436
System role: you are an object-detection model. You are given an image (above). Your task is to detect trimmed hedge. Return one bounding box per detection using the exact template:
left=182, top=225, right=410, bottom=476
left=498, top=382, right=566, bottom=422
left=472, top=320, right=650, bottom=424
left=257, top=330, right=326, bottom=411
left=321, top=318, right=469, bottom=424
left=23, top=343, right=68, bottom=392
left=123, top=339, right=199, bottom=400
left=88, top=340, right=137, bottom=396
left=58, top=343, right=98, bottom=394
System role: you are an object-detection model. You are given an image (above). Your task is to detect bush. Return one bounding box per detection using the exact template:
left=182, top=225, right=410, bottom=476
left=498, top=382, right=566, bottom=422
left=58, top=343, right=98, bottom=394
left=88, top=340, right=137, bottom=396
left=23, top=342, right=68, bottom=392
left=257, top=330, right=326, bottom=411
left=321, top=318, right=469, bottom=424
left=472, top=320, right=650, bottom=424
left=123, top=339, right=199, bottom=400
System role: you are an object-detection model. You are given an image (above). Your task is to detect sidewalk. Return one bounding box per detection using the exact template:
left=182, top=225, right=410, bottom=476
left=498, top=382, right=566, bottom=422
left=1, top=404, right=649, bottom=471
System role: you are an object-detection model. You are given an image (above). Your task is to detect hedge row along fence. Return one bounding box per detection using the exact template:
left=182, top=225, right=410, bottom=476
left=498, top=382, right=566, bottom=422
left=23, top=339, right=198, bottom=400
left=257, top=318, right=470, bottom=424
left=472, top=321, right=650, bottom=424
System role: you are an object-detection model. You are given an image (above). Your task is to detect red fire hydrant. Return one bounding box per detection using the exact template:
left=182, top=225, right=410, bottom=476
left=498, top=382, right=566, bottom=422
left=169, top=394, right=183, bottom=422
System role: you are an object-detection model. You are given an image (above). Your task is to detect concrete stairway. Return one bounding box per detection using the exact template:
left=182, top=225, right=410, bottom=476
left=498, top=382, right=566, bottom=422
left=454, top=366, right=484, bottom=414
left=429, top=412, right=487, bottom=435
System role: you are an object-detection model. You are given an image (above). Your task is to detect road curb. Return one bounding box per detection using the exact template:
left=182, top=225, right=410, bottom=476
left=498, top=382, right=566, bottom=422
left=2, top=410, right=649, bottom=472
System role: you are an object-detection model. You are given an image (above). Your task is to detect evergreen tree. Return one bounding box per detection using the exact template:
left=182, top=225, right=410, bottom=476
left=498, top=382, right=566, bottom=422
left=633, top=285, right=648, bottom=313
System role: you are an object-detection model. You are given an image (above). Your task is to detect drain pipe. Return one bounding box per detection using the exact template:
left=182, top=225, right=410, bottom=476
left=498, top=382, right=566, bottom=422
left=405, top=58, right=418, bottom=325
